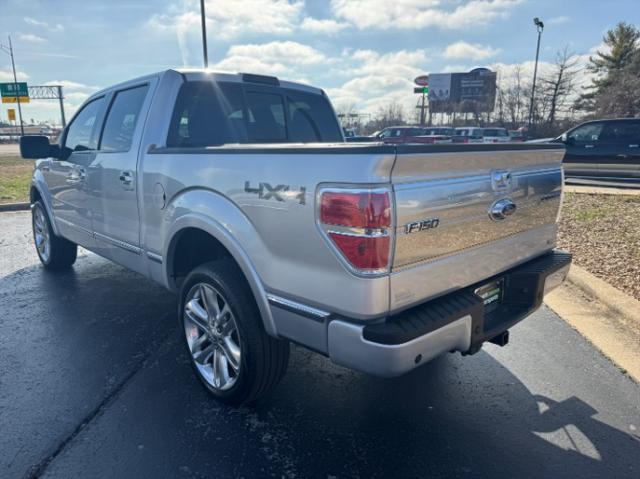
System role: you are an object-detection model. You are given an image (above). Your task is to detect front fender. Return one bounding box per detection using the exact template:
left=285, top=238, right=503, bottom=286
left=161, top=189, right=277, bottom=337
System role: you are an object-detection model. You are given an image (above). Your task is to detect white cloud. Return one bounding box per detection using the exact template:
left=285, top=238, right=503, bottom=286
left=227, top=41, right=327, bottom=65
left=212, top=41, right=329, bottom=77
left=0, top=69, right=29, bottom=82
left=148, top=0, right=304, bottom=65
left=24, top=17, right=64, bottom=32
left=330, top=0, right=523, bottom=31
left=43, top=80, right=100, bottom=91
left=327, top=48, right=428, bottom=116
left=301, top=17, right=349, bottom=34
left=444, top=41, right=500, bottom=60
left=548, top=16, right=570, bottom=25
left=19, top=33, right=46, bottom=43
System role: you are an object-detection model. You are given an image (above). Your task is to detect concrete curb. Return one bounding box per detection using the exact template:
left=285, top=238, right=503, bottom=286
left=545, top=264, right=640, bottom=382
left=564, top=185, right=640, bottom=196
left=0, top=202, right=30, bottom=212
left=567, top=264, right=640, bottom=326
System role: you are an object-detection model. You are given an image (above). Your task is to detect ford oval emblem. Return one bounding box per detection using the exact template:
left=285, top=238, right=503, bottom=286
left=489, top=198, right=516, bottom=221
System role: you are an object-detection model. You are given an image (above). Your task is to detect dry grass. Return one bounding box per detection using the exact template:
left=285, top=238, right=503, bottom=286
left=558, top=193, right=640, bottom=301
left=0, top=154, right=33, bottom=204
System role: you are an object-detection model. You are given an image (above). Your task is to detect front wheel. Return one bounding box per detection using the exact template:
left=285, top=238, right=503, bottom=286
left=180, top=260, right=289, bottom=405
left=32, top=201, right=77, bottom=270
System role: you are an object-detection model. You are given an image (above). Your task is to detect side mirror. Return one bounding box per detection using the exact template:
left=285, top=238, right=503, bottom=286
left=560, top=133, right=574, bottom=145
left=20, top=135, right=59, bottom=159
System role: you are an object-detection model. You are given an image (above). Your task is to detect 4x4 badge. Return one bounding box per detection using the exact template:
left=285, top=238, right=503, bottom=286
left=244, top=181, right=306, bottom=205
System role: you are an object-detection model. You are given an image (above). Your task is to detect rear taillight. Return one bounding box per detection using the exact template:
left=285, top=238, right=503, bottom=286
left=319, top=189, right=392, bottom=274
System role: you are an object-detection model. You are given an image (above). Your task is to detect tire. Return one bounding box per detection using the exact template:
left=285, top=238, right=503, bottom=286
left=180, top=259, right=289, bottom=405
left=32, top=201, right=77, bottom=270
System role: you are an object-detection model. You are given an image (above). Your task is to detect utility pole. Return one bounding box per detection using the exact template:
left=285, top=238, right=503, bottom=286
left=0, top=36, right=25, bottom=136
left=57, top=85, right=66, bottom=127
left=200, top=0, right=209, bottom=68
left=528, top=17, right=544, bottom=130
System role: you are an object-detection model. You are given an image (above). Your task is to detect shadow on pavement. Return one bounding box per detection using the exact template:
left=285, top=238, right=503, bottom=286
left=1, top=255, right=638, bottom=479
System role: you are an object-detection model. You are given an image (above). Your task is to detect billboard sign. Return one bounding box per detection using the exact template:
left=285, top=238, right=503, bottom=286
left=428, top=74, right=452, bottom=102
left=428, top=68, right=496, bottom=113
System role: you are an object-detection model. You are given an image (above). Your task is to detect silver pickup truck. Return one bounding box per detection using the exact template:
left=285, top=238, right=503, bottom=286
left=20, top=69, right=571, bottom=405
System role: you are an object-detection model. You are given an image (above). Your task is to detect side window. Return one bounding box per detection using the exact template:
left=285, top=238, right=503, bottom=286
left=64, top=97, right=104, bottom=153
left=167, top=81, right=246, bottom=147
left=100, top=85, right=149, bottom=152
left=378, top=129, right=392, bottom=139
left=568, top=123, right=603, bottom=143
left=245, top=92, right=286, bottom=142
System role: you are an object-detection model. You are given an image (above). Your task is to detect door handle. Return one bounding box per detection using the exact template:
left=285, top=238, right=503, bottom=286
left=119, top=170, right=134, bottom=186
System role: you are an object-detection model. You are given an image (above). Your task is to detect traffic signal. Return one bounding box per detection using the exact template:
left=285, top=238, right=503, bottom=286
left=414, top=87, right=429, bottom=94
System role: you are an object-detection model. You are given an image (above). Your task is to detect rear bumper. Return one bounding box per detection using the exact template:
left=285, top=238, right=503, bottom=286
left=328, top=250, right=572, bottom=377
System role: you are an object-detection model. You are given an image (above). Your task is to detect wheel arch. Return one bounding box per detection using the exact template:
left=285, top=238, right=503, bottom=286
left=164, top=213, right=277, bottom=337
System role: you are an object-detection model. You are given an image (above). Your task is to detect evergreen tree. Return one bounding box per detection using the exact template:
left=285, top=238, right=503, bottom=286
left=578, top=22, right=640, bottom=111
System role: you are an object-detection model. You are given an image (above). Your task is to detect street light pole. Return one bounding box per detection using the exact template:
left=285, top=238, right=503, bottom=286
left=528, top=17, right=544, bottom=130
left=200, top=0, right=209, bottom=68
left=0, top=36, right=25, bottom=136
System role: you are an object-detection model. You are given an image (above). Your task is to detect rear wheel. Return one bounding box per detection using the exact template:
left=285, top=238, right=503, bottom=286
left=180, top=260, right=289, bottom=405
left=32, top=201, right=77, bottom=270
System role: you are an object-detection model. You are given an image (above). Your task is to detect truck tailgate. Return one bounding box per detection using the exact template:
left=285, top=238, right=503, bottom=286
left=389, top=144, right=565, bottom=310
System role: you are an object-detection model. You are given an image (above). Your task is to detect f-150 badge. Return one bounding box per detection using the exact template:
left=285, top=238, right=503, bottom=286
left=404, top=217, right=440, bottom=234
left=244, top=181, right=306, bottom=205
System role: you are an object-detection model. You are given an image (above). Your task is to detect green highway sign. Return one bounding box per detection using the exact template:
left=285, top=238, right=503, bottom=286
left=0, top=82, right=30, bottom=103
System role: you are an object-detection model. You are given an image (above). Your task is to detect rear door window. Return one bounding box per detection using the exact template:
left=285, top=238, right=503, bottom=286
left=601, top=121, right=640, bottom=144
left=100, top=85, right=149, bottom=151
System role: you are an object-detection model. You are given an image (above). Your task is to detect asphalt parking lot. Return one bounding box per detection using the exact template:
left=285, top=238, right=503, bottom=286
left=1, top=211, right=639, bottom=479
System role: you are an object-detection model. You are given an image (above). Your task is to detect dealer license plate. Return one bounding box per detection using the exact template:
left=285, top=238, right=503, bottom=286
left=475, top=279, right=504, bottom=311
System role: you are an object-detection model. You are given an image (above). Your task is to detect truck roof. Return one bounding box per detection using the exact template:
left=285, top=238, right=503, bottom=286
left=91, top=69, right=323, bottom=99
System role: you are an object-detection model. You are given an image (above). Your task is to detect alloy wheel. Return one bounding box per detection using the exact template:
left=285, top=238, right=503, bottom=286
left=183, top=282, right=242, bottom=391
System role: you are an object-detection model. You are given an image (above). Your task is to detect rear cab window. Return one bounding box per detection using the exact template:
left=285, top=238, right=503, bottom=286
left=167, top=81, right=343, bottom=147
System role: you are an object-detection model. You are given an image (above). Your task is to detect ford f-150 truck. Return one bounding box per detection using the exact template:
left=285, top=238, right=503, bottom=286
left=20, top=69, right=571, bottom=405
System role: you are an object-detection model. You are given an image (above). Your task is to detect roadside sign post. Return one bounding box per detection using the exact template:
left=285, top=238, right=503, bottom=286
left=414, top=76, right=429, bottom=126
left=0, top=36, right=26, bottom=136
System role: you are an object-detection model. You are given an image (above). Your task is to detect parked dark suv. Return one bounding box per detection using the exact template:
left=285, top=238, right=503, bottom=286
left=554, top=118, right=640, bottom=180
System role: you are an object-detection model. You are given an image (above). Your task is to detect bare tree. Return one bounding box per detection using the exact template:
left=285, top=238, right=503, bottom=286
left=370, top=101, right=406, bottom=130
left=540, top=47, right=580, bottom=127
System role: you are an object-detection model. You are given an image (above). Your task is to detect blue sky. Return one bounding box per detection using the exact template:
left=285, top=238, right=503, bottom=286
left=1, top=0, right=639, bottom=124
